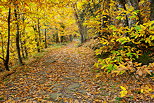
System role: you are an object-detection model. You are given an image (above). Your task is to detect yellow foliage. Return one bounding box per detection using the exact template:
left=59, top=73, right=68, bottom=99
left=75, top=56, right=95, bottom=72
left=120, top=86, right=128, bottom=97
left=120, top=90, right=128, bottom=97
left=120, top=86, right=127, bottom=91
left=141, top=85, right=153, bottom=94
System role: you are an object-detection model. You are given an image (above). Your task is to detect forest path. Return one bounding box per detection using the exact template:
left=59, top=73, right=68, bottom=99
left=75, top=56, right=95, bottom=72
left=0, top=41, right=108, bottom=103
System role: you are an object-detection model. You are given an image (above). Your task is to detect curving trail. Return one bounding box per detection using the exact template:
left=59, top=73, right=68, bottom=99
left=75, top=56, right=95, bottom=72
left=1, top=41, right=106, bottom=103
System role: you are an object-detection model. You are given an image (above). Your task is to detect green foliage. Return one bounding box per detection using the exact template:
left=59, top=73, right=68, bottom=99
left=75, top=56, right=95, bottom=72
left=115, top=97, right=123, bottom=101
left=92, top=0, right=154, bottom=74
left=95, top=20, right=154, bottom=76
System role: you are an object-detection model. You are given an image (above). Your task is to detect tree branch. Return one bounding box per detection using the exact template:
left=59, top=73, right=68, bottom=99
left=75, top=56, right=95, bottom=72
left=0, top=57, right=5, bottom=62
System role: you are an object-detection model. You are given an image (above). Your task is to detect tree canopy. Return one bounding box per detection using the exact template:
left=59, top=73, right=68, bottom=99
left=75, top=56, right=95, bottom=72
left=0, top=0, right=153, bottom=102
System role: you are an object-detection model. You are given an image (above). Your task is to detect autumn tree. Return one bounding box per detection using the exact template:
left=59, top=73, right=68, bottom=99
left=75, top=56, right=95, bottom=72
left=0, top=0, right=79, bottom=70
left=0, top=0, right=12, bottom=71
left=13, top=0, right=23, bottom=65
left=76, top=0, right=154, bottom=76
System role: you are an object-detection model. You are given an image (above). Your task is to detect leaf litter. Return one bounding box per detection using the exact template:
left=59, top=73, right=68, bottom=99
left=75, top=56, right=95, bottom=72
left=0, top=41, right=153, bottom=102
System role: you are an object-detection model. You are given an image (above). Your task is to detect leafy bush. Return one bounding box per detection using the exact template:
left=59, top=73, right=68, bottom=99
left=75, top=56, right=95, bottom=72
left=95, top=20, right=154, bottom=76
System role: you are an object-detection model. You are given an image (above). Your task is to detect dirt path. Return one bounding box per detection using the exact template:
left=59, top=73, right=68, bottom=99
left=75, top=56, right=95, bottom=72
left=0, top=42, right=105, bottom=103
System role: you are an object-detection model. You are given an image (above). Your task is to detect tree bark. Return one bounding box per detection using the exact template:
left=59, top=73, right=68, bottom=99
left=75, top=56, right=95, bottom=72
left=33, top=25, right=40, bottom=52
left=55, top=33, right=59, bottom=43
left=73, top=3, right=86, bottom=43
left=14, top=3, right=23, bottom=65
left=4, top=7, right=11, bottom=71
left=20, top=32, right=25, bottom=59
left=37, top=18, right=41, bottom=52
left=74, top=11, right=85, bottom=43
left=44, top=28, right=47, bottom=48
left=22, top=14, right=28, bottom=58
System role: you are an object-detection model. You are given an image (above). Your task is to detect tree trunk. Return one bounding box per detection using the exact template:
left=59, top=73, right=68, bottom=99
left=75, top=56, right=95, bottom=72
left=73, top=4, right=86, bottom=43
left=60, top=36, right=65, bottom=43
left=55, top=33, right=59, bottom=43
left=37, top=18, right=41, bottom=52
left=20, top=33, right=25, bottom=59
left=69, top=35, right=73, bottom=42
left=33, top=25, right=40, bottom=52
left=79, top=24, right=85, bottom=43
left=44, top=28, right=47, bottom=48
left=19, top=15, right=25, bottom=59
left=22, top=14, right=28, bottom=58
left=74, top=12, right=85, bottom=43
left=4, top=7, right=11, bottom=71
left=24, top=43, right=28, bottom=57
left=14, top=3, right=23, bottom=65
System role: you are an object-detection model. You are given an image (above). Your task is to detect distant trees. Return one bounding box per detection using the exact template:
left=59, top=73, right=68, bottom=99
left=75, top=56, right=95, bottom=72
left=72, top=0, right=102, bottom=43
left=0, top=0, right=78, bottom=71
left=73, top=3, right=86, bottom=43
left=1, top=0, right=152, bottom=72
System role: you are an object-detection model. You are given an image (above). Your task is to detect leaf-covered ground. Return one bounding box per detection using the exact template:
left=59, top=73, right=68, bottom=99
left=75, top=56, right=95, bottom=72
left=0, top=41, right=98, bottom=102
left=0, top=41, right=153, bottom=103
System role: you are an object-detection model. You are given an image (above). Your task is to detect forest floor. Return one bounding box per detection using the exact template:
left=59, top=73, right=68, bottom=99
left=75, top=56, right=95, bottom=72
left=0, top=41, right=153, bottom=103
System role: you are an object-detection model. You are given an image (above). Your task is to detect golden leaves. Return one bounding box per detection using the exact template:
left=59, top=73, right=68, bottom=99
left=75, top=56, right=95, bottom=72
left=140, top=85, right=153, bottom=94
left=120, top=90, right=128, bottom=97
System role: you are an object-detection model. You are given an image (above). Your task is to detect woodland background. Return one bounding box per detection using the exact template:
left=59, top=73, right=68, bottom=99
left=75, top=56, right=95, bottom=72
left=0, top=0, right=154, bottom=102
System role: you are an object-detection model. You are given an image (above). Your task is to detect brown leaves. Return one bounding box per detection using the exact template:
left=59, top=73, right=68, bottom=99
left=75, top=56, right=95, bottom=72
left=0, top=70, right=15, bottom=81
left=0, top=42, right=99, bottom=102
left=136, top=64, right=154, bottom=76
left=0, top=42, right=153, bottom=102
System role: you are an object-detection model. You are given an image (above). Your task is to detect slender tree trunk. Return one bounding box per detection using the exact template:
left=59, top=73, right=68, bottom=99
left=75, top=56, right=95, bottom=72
left=60, top=36, right=65, bottom=43
left=14, top=3, right=23, bottom=65
left=55, top=33, right=59, bottom=43
left=79, top=24, right=85, bottom=43
left=20, top=32, right=25, bottom=59
left=22, top=14, right=28, bottom=58
left=37, top=18, right=41, bottom=52
left=17, top=14, right=25, bottom=59
left=44, top=28, right=47, bottom=48
left=4, top=7, right=11, bottom=71
left=33, top=25, right=40, bottom=52
left=74, top=12, right=85, bottom=43
left=20, top=26, right=25, bottom=59
left=24, top=41, right=28, bottom=57
left=73, top=4, right=86, bottom=43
